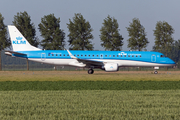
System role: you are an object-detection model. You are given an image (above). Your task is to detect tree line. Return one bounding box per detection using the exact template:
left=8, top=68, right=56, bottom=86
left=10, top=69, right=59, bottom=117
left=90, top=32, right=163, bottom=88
left=0, top=11, right=180, bottom=65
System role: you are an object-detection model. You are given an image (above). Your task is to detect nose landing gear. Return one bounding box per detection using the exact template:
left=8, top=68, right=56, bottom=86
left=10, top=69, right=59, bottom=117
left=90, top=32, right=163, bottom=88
left=153, top=67, right=159, bottom=74
left=88, top=69, right=94, bottom=74
left=154, top=70, right=158, bottom=74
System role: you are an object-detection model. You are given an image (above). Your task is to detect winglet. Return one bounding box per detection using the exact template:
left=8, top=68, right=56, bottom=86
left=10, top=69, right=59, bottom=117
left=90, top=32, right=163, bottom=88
left=67, top=50, right=77, bottom=59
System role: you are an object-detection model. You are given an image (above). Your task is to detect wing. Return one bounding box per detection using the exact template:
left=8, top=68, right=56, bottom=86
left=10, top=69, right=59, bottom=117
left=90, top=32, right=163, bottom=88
left=77, top=59, right=104, bottom=66
left=67, top=50, right=104, bottom=67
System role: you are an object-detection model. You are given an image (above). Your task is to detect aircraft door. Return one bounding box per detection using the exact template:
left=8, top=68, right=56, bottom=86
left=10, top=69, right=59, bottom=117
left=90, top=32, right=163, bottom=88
left=41, top=53, right=46, bottom=61
left=151, top=54, right=156, bottom=62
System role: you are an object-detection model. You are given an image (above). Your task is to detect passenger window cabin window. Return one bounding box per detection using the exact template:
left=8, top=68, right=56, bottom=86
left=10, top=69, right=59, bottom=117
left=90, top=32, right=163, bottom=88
left=93, top=55, right=94, bottom=57
left=132, top=55, right=134, bottom=57
left=74, top=55, right=76, bottom=56
left=121, top=55, right=122, bottom=57
left=56, top=54, right=58, bottom=56
left=128, top=55, right=130, bottom=57
left=105, top=55, right=107, bottom=57
left=67, top=55, right=69, bottom=56
left=136, top=55, right=138, bottom=57
left=140, top=55, right=141, bottom=57
left=85, top=55, right=87, bottom=57
left=117, top=55, right=119, bottom=57
left=109, top=55, right=111, bottom=57
left=113, top=55, right=115, bottom=57
left=60, top=54, right=61, bottom=56
left=64, top=54, right=65, bottom=56
left=81, top=55, right=83, bottom=56
left=97, top=55, right=99, bottom=57
left=52, top=54, right=54, bottom=56
left=89, top=55, right=90, bottom=57
left=77, top=55, right=79, bottom=56
left=124, top=55, right=126, bottom=57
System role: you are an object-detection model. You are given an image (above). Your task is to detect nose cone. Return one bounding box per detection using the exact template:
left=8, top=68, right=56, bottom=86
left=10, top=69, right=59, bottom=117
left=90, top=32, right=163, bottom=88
left=168, top=58, right=176, bottom=65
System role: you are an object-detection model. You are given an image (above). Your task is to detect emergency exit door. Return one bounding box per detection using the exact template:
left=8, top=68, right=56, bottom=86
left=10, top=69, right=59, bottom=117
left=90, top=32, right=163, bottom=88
left=41, top=53, right=46, bottom=61
left=151, top=54, right=156, bottom=62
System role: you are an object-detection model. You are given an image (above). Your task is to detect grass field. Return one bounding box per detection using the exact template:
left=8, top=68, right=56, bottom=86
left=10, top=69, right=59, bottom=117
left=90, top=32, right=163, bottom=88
left=0, top=71, right=180, bottom=119
left=0, top=90, right=180, bottom=119
left=1, top=81, right=180, bottom=90
left=0, top=71, right=180, bottom=81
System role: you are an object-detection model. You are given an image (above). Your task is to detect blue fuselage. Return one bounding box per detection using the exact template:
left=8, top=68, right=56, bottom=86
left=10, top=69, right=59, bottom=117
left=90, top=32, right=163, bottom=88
left=12, top=50, right=175, bottom=67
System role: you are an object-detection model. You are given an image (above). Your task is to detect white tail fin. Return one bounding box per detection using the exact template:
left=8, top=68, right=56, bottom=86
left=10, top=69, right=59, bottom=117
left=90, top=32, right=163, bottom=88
left=8, top=25, right=41, bottom=51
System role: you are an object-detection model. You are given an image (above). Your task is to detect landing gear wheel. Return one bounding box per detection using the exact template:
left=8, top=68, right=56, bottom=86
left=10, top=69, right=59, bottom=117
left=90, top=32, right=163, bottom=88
left=154, top=71, right=158, bottom=74
left=88, top=69, right=94, bottom=74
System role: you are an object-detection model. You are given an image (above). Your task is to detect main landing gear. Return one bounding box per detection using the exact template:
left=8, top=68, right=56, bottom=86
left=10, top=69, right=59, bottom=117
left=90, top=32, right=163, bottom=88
left=88, top=69, right=94, bottom=74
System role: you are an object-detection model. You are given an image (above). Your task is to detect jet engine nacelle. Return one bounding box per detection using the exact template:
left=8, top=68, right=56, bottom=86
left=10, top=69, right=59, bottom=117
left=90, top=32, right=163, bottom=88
left=104, top=63, right=119, bottom=72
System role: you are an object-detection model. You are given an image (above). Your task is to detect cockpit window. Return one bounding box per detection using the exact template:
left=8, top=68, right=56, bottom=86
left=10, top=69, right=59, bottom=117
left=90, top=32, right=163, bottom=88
left=160, top=55, right=165, bottom=58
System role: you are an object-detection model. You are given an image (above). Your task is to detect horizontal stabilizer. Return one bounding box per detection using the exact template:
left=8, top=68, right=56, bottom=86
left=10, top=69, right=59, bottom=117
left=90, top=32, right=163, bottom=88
left=5, top=50, right=27, bottom=55
left=5, top=51, right=27, bottom=58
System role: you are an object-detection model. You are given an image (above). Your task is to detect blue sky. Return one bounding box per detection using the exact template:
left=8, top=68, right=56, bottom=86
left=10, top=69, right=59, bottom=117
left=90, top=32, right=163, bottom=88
left=0, top=0, right=180, bottom=51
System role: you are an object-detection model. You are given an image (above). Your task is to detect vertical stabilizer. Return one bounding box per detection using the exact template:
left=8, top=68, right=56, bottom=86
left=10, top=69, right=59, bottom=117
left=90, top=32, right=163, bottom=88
left=8, top=25, right=41, bottom=51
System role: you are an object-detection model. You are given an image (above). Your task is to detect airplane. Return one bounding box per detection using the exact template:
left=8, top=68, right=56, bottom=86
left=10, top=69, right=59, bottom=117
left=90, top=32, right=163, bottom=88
left=5, top=25, right=176, bottom=74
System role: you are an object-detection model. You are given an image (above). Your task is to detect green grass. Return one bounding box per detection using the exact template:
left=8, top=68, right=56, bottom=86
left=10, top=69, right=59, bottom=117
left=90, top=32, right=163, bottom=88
left=1, top=71, right=180, bottom=119
left=1, top=81, right=180, bottom=91
left=0, top=90, right=180, bottom=119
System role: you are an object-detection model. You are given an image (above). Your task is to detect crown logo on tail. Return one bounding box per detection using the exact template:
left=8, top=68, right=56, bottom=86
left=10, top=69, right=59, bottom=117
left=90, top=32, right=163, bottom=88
left=13, top=36, right=26, bottom=44
left=16, top=36, right=23, bottom=40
